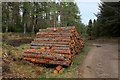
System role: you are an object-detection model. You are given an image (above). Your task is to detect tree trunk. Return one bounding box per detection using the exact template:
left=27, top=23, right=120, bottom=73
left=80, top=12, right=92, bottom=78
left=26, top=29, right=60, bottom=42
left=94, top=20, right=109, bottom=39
left=32, top=15, right=35, bottom=33
left=60, top=4, right=63, bottom=26
left=24, top=23, right=26, bottom=34
left=53, top=3, right=56, bottom=28
left=48, top=12, right=50, bottom=27
left=23, top=3, right=27, bottom=34
left=6, top=3, right=9, bottom=32
left=12, top=3, right=15, bottom=31
left=32, top=25, right=35, bottom=33
left=53, top=16, right=56, bottom=27
left=36, top=15, right=38, bottom=26
left=56, top=11, right=59, bottom=27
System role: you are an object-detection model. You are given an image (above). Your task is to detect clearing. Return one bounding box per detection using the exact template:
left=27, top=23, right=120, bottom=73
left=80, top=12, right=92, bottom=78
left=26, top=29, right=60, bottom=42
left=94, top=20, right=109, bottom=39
left=1, top=33, right=89, bottom=78
left=1, top=33, right=119, bottom=78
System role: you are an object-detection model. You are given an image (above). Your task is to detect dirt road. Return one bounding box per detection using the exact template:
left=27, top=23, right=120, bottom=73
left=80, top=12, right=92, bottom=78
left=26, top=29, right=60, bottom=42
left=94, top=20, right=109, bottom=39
left=80, top=41, right=118, bottom=78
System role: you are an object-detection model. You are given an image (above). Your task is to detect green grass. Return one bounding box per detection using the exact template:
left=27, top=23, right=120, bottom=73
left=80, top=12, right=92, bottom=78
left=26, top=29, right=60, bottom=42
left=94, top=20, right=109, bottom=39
left=72, top=43, right=89, bottom=66
left=2, top=43, right=46, bottom=78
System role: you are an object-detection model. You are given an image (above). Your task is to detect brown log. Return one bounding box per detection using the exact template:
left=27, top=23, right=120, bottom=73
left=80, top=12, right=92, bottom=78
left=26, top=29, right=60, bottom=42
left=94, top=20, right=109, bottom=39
left=36, top=35, right=72, bottom=38
left=31, top=41, right=70, bottom=45
left=39, top=28, right=74, bottom=32
left=56, top=66, right=62, bottom=71
left=30, top=46, right=70, bottom=50
left=34, top=38, right=71, bottom=42
left=59, top=68, right=65, bottom=73
left=23, top=51, right=72, bottom=58
left=37, top=32, right=72, bottom=35
left=39, top=30, right=71, bottom=33
left=30, top=46, right=50, bottom=49
left=36, top=35, right=71, bottom=38
left=51, top=47, right=70, bottom=50
left=24, top=49, right=71, bottom=54
left=54, top=70, right=58, bottom=74
left=22, top=53, right=66, bottom=61
left=31, top=59, right=35, bottom=62
left=24, top=58, right=70, bottom=66
left=30, top=43, right=70, bottom=47
left=47, top=26, right=75, bottom=30
left=39, top=26, right=75, bottom=32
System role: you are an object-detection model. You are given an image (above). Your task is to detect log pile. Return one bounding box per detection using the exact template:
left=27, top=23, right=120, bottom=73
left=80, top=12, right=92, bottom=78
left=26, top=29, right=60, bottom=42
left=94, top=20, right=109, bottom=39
left=23, top=26, right=84, bottom=66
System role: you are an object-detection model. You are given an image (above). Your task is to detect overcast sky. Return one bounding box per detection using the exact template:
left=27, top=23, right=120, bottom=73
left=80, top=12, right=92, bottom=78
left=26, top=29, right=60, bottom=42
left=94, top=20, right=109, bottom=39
left=75, top=0, right=101, bottom=25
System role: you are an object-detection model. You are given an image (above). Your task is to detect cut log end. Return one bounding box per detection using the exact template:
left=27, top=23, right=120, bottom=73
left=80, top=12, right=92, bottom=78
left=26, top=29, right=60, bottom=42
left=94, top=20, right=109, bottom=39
left=54, top=70, right=58, bottom=74
left=53, top=28, right=57, bottom=31
left=56, top=65, right=62, bottom=71
left=59, top=68, right=65, bottom=73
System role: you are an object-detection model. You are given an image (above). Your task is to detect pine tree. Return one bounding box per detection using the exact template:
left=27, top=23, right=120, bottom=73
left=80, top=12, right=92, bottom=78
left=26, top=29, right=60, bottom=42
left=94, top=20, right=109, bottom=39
left=95, top=2, right=120, bottom=37
left=2, top=2, right=86, bottom=35
left=87, top=19, right=92, bottom=37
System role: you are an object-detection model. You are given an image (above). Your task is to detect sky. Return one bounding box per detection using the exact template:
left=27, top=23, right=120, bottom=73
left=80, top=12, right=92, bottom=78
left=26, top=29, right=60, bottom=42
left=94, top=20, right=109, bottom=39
left=75, top=0, right=101, bottom=25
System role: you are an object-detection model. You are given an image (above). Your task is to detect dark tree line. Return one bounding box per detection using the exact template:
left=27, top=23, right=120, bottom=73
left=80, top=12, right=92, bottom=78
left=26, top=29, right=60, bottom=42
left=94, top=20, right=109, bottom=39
left=2, top=2, right=86, bottom=34
left=87, top=2, right=120, bottom=38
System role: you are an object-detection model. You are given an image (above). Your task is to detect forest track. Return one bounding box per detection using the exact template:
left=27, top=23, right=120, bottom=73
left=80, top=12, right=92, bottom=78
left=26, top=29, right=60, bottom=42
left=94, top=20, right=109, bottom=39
left=79, top=40, right=118, bottom=78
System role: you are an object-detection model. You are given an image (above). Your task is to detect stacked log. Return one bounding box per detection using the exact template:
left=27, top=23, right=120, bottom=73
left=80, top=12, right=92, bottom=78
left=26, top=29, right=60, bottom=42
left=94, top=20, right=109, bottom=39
left=23, top=26, right=84, bottom=66
left=54, top=66, right=65, bottom=74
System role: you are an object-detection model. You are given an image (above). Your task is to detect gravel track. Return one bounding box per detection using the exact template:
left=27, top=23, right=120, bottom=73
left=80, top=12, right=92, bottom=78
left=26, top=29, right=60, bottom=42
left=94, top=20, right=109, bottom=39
left=80, top=41, right=118, bottom=78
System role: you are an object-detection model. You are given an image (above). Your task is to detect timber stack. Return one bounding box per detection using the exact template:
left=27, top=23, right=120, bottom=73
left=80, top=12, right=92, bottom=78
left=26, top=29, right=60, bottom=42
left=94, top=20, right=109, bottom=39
left=23, top=26, right=84, bottom=66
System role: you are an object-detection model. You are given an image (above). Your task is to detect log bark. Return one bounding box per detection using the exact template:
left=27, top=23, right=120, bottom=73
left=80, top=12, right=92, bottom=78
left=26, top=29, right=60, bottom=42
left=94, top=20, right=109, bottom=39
left=37, top=32, right=72, bottom=35
left=23, top=52, right=71, bottom=59
left=30, top=43, right=70, bottom=47
left=39, top=26, right=75, bottom=32
left=31, top=41, right=70, bottom=45
left=24, top=49, right=71, bottom=54
left=23, top=53, right=66, bottom=61
left=36, top=34, right=72, bottom=37
left=35, top=37, right=71, bottom=40
left=29, top=46, right=70, bottom=50
left=24, top=58, right=70, bottom=66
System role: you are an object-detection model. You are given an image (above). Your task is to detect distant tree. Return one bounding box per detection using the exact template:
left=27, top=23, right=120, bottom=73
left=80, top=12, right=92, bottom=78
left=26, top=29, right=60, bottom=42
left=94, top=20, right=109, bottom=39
left=92, top=19, right=97, bottom=37
left=2, top=3, right=9, bottom=32
left=2, top=2, right=86, bottom=35
left=87, top=19, right=93, bottom=38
